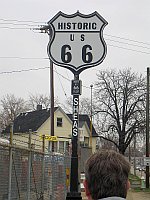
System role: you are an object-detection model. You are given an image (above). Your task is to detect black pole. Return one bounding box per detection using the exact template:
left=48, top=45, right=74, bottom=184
left=66, top=74, right=82, bottom=200
left=146, top=67, right=149, bottom=188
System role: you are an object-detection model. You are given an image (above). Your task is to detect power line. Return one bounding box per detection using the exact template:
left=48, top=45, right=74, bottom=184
left=0, top=37, right=149, bottom=59
left=0, top=66, right=91, bottom=91
left=1, top=25, right=150, bottom=51
left=0, top=18, right=46, bottom=31
left=54, top=66, right=68, bottom=99
left=53, top=69, right=90, bottom=89
left=0, top=18, right=46, bottom=24
left=54, top=70, right=71, bottom=81
left=108, top=44, right=150, bottom=55
left=0, top=22, right=37, bottom=27
left=3, top=63, right=141, bottom=95
left=105, top=34, right=150, bottom=46
left=0, top=26, right=32, bottom=30
left=0, top=40, right=150, bottom=62
left=0, top=66, right=71, bottom=82
left=0, top=17, right=150, bottom=46
left=0, top=56, right=49, bottom=60
left=106, top=38, right=150, bottom=50
left=0, top=67, right=49, bottom=74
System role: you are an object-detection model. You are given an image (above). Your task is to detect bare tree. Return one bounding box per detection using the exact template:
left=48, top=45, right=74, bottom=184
left=80, top=97, right=92, bottom=116
left=94, top=69, right=146, bottom=154
left=0, top=111, right=5, bottom=134
left=0, top=94, right=28, bottom=129
left=28, top=93, right=59, bottom=110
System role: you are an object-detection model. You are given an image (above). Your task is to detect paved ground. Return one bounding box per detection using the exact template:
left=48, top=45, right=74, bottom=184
left=82, top=189, right=150, bottom=200
left=127, top=189, right=150, bottom=200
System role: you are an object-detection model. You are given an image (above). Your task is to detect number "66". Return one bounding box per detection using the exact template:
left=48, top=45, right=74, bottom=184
left=61, top=45, right=93, bottom=64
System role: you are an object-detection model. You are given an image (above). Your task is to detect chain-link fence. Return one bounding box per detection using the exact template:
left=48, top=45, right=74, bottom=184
left=0, top=136, right=71, bottom=200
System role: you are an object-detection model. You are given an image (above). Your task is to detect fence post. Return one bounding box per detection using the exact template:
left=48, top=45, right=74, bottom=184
left=8, top=123, right=13, bottom=200
left=27, top=129, right=32, bottom=200
left=41, top=135, right=45, bottom=199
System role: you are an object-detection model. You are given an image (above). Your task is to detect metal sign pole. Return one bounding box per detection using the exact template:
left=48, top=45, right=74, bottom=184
left=146, top=67, right=150, bottom=188
left=46, top=11, right=108, bottom=199
left=66, top=74, right=82, bottom=199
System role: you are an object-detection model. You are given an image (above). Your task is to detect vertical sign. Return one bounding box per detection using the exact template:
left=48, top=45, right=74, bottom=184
left=70, top=74, right=80, bottom=194
left=71, top=80, right=82, bottom=95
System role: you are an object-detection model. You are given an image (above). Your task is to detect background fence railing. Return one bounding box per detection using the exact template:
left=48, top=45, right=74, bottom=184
left=0, top=132, right=71, bottom=200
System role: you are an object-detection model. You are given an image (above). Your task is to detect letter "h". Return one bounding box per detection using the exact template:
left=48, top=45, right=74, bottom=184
left=58, top=22, right=63, bottom=29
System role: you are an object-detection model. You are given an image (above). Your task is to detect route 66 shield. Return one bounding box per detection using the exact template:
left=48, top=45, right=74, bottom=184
left=47, top=11, right=108, bottom=74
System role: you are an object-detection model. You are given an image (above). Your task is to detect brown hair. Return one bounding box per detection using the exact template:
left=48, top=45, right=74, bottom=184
left=85, top=150, right=130, bottom=200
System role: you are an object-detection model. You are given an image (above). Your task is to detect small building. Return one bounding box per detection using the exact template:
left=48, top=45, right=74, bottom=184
left=3, top=106, right=98, bottom=155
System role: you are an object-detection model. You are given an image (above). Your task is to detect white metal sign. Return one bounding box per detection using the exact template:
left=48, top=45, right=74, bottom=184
left=47, top=11, right=107, bottom=74
left=144, top=157, right=150, bottom=166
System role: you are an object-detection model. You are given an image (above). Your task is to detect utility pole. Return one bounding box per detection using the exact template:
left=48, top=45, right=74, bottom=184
left=146, top=67, right=150, bottom=188
left=49, top=45, right=54, bottom=152
left=40, top=25, right=54, bottom=152
left=90, top=84, right=93, bottom=148
left=133, top=134, right=136, bottom=176
left=128, top=143, right=131, bottom=163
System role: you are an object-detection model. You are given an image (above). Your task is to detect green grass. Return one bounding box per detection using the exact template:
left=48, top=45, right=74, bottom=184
left=129, top=173, right=141, bottom=181
left=129, top=174, right=150, bottom=192
left=132, top=188, right=150, bottom=192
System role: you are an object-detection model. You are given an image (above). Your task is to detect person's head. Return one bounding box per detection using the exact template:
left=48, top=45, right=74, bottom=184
left=84, top=149, right=130, bottom=200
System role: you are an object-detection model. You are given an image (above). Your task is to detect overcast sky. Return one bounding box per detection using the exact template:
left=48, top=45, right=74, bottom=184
left=0, top=0, right=150, bottom=106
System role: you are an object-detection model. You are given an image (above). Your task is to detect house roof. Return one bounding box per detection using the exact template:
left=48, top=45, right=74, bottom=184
left=3, top=107, right=58, bottom=134
left=3, top=106, right=98, bottom=137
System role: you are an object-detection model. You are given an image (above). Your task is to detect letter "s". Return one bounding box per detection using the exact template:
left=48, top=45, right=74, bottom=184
left=81, top=34, right=85, bottom=41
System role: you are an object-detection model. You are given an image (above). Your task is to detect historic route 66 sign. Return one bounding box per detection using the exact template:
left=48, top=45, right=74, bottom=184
left=47, top=11, right=107, bottom=74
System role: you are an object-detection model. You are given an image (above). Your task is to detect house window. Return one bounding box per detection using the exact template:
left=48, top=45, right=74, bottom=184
left=54, top=142, right=58, bottom=152
left=84, top=137, right=89, bottom=147
left=49, top=141, right=58, bottom=152
left=57, top=117, right=63, bottom=127
left=59, top=141, right=64, bottom=153
left=80, top=136, right=90, bottom=147
left=65, top=141, right=69, bottom=153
